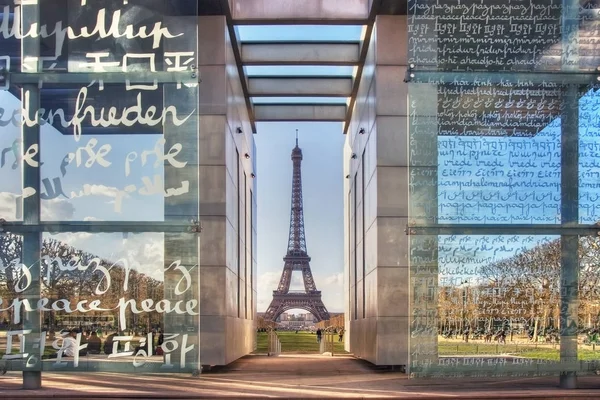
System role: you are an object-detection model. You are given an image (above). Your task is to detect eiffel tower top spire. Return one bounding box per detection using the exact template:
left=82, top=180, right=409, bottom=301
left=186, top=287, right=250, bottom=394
left=287, top=129, right=307, bottom=256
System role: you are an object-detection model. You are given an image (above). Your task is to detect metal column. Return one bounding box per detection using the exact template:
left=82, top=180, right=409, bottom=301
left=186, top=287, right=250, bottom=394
left=559, top=0, right=580, bottom=389
left=559, top=84, right=579, bottom=389
left=20, top=1, right=42, bottom=390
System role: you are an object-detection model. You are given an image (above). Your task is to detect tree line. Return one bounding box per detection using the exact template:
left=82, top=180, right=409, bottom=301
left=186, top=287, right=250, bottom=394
left=438, top=236, right=600, bottom=341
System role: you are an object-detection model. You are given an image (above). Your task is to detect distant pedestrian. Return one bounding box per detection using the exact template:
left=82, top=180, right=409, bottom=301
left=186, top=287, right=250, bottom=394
left=338, top=328, right=344, bottom=342
left=316, top=328, right=322, bottom=343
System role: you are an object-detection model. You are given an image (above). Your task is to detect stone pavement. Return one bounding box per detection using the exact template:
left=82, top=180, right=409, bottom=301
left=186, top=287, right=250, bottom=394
left=2, top=354, right=600, bottom=399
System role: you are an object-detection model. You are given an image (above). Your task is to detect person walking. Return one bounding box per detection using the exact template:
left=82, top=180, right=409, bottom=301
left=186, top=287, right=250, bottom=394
left=316, top=328, right=322, bottom=343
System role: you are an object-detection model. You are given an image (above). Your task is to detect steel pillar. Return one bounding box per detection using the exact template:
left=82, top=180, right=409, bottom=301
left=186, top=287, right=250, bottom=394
left=559, top=0, right=579, bottom=389
left=20, top=0, right=42, bottom=390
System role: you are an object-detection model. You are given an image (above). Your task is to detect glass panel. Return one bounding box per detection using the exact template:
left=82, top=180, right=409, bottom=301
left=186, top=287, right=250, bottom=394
left=245, top=66, right=355, bottom=76
left=579, top=88, right=600, bottom=223
left=578, top=236, right=600, bottom=373
left=0, top=233, right=23, bottom=372
left=0, top=89, right=23, bottom=221
left=434, top=81, right=562, bottom=225
left=412, top=235, right=567, bottom=377
left=36, top=81, right=195, bottom=222
left=252, top=97, right=349, bottom=104
left=1, top=231, right=199, bottom=372
left=407, top=0, right=600, bottom=73
left=0, top=0, right=199, bottom=373
left=408, top=0, right=600, bottom=381
left=237, top=25, right=364, bottom=41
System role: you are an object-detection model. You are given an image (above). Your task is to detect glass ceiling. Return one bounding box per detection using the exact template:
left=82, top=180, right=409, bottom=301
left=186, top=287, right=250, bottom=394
left=245, top=66, right=355, bottom=76
left=236, top=25, right=365, bottom=42
left=238, top=25, right=364, bottom=110
left=252, top=97, right=349, bottom=104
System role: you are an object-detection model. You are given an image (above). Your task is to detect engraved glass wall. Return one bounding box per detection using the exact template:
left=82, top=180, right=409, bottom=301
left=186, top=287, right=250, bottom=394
left=0, top=0, right=200, bottom=373
left=408, top=0, right=600, bottom=380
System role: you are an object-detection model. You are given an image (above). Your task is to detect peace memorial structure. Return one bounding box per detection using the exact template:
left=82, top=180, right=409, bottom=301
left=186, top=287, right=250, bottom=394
left=0, top=0, right=599, bottom=391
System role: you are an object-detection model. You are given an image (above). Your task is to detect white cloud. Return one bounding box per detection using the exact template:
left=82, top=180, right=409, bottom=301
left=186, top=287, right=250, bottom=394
left=323, top=272, right=343, bottom=286
left=289, top=271, right=305, bottom=290
left=83, top=216, right=104, bottom=221
left=257, top=271, right=283, bottom=311
left=258, top=271, right=282, bottom=291
left=0, top=192, right=75, bottom=221
left=70, top=184, right=124, bottom=199
left=49, top=232, right=166, bottom=282
left=52, top=232, right=94, bottom=245
left=0, top=192, right=18, bottom=220
left=42, top=198, right=76, bottom=220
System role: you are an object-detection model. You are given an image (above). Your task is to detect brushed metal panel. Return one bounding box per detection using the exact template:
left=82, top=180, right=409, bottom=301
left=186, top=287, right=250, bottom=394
left=225, top=267, right=238, bottom=317
left=365, top=268, right=377, bottom=318
left=225, top=318, right=255, bottom=364
left=375, top=15, right=407, bottom=66
left=199, top=115, right=226, bottom=166
left=199, top=216, right=227, bottom=266
left=199, top=65, right=227, bottom=115
left=225, top=128, right=235, bottom=181
left=364, top=317, right=378, bottom=362
left=226, top=171, right=238, bottom=229
left=226, top=79, right=242, bottom=135
left=377, top=316, right=409, bottom=365
left=364, top=175, right=377, bottom=231
left=356, top=155, right=364, bottom=209
left=377, top=266, right=409, bottom=317
left=200, top=316, right=227, bottom=365
left=350, top=250, right=356, bottom=287
left=198, top=16, right=226, bottom=66
left=376, top=166, right=408, bottom=217
left=225, top=218, right=236, bottom=271
left=349, top=320, right=363, bottom=358
left=377, top=217, right=409, bottom=268
left=365, top=131, right=377, bottom=185
left=200, top=266, right=227, bottom=315
left=365, top=223, right=377, bottom=274
left=199, top=165, right=227, bottom=216
left=376, top=116, right=408, bottom=167
left=375, top=66, right=407, bottom=116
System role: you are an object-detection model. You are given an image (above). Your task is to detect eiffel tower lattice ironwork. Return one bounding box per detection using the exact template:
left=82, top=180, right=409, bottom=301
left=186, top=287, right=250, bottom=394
left=264, top=133, right=330, bottom=322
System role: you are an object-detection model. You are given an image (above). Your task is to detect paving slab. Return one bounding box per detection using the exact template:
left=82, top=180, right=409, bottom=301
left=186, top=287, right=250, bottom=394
left=1, top=354, right=600, bottom=399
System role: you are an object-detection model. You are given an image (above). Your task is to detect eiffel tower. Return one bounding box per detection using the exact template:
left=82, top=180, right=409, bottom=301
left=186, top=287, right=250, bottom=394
left=264, top=132, right=330, bottom=322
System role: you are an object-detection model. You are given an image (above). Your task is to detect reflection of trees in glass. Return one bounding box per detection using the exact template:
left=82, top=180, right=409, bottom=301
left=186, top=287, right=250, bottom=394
left=0, top=233, right=23, bottom=325
left=0, top=234, right=164, bottom=331
left=439, top=237, right=600, bottom=340
left=478, top=239, right=560, bottom=340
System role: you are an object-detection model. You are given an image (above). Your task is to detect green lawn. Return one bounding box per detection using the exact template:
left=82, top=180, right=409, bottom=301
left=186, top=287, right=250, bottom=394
left=438, top=341, right=600, bottom=361
left=255, top=331, right=347, bottom=354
